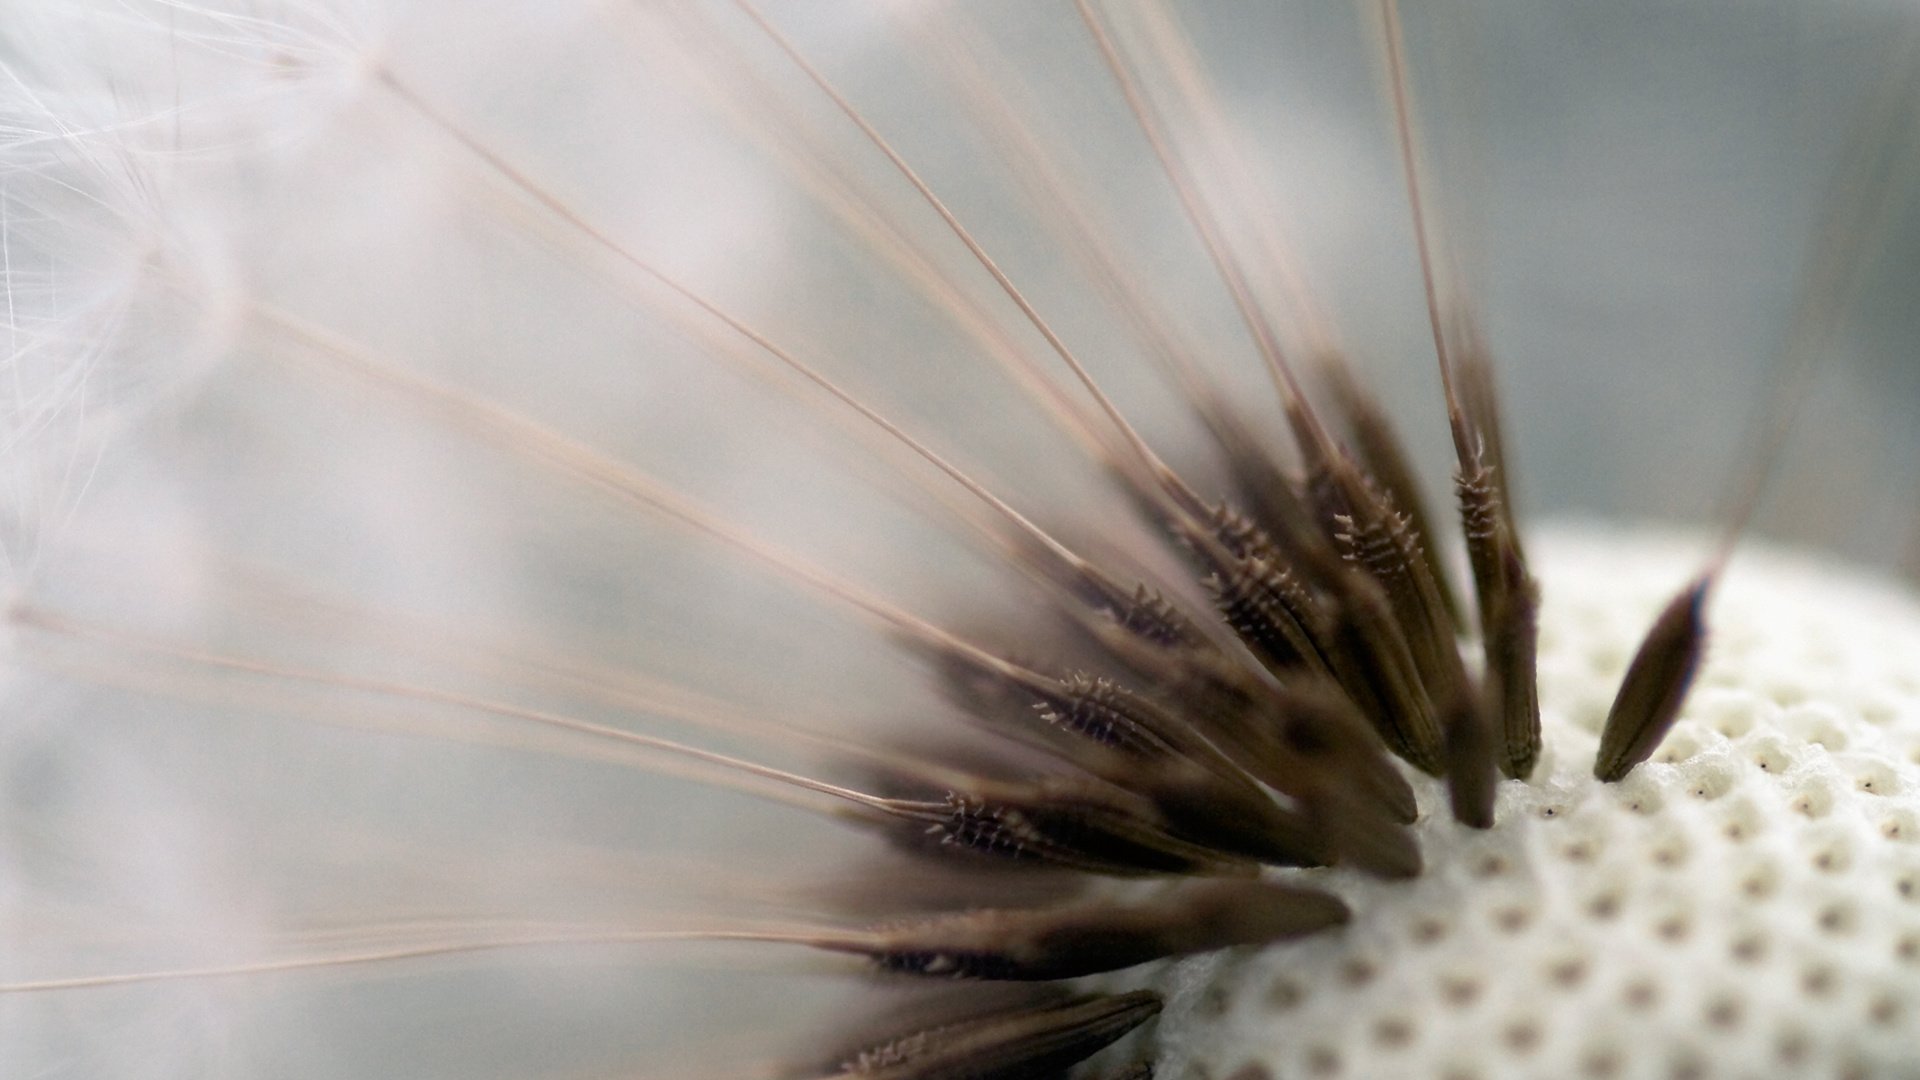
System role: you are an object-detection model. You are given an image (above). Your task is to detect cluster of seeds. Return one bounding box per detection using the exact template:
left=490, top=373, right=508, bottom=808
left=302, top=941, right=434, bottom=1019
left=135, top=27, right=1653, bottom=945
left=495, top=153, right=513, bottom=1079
left=637, top=5, right=1799, bottom=1074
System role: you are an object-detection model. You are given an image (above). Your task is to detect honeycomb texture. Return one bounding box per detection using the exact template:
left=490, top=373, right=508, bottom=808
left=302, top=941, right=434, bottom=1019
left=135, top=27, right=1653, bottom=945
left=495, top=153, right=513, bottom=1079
left=1151, top=528, right=1920, bottom=1080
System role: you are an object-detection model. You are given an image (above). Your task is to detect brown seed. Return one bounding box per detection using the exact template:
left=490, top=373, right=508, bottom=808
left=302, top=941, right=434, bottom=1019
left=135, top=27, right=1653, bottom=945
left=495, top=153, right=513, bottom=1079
left=896, top=778, right=1252, bottom=878
left=851, top=880, right=1350, bottom=981
left=1594, top=578, right=1712, bottom=782
left=1211, top=552, right=1327, bottom=676
left=1323, top=577, right=1446, bottom=774
left=1320, top=357, right=1466, bottom=632
left=826, top=990, right=1162, bottom=1079
left=1443, top=683, right=1499, bottom=830
left=1125, top=757, right=1334, bottom=869
left=1483, top=527, right=1543, bottom=780
left=1202, top=678, right=1413, bottom=823
left=1330, top=481, right=1469, bottom=720
left=1032, top=673, right=1186, bottom=758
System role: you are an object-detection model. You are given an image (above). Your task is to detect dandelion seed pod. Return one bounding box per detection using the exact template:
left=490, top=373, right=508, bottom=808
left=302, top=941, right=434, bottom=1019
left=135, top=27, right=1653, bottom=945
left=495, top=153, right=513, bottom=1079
left=1, top=2, right=1917, bottom=1080
left=1151, top=534, right=1920, bottom=1079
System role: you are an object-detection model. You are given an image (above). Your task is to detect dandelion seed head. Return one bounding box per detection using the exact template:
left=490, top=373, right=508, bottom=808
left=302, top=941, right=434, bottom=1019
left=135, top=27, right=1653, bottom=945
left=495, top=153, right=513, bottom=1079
left=2, top=1, right=1918, bottom=1078
left=1150, top=528, right=1920, bottom=1078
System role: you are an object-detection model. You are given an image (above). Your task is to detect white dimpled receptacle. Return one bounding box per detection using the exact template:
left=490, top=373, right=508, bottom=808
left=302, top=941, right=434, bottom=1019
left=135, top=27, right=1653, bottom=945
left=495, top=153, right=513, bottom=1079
left=1152, top=528, right=1920, bottom=1080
